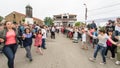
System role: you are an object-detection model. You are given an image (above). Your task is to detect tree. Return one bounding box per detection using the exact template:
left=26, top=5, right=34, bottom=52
left=75, top=21, right=80, bottom=26
left=0, top=16, right=4, bottom=22
left=22, top=18, right=25, bottom=22
left=44, top=17, right=53, bottom=26
left=75, top=21, right=84, bottom=27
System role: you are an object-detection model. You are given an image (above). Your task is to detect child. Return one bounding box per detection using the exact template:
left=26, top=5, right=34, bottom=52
left=22, top=28, right=33, bottom=62
left=34, top=29, right=43, bottom=55
left=81, top=28, right=88, bottom=50
left=73, top=28, right=78, bottom=43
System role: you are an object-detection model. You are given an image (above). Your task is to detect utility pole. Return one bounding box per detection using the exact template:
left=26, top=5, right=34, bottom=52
left=84, top=3, right=87, bottom=25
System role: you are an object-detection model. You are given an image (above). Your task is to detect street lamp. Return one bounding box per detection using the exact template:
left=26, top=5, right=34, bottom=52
left=84, top=3, right=87, bottom=25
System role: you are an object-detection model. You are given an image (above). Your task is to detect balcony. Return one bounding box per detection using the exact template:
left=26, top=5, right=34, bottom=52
left=54, top=18, right=77, bottom=21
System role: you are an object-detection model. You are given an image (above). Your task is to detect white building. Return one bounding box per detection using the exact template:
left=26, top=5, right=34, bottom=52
left=53, top=13, right=77, bottom=26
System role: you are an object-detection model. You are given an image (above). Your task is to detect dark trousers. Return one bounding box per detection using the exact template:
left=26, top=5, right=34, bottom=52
left=94, top=45, right=107, bottom=63
left=42, top=38, right=46, bottom=49
left=105, top=45, right=116, bottom=58
left=56, top=29, right=59, bottom=33
left=51, top=32, right=55, bottom=39
left=3, top=44, right=18, bottom=68
left=18, top=37, right=23, bottom=47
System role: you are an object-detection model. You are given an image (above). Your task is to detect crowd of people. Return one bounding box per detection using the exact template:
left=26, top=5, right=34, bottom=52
left=0, top=21, right=50, bottom=68
left=0, top=18, right=120, bottom=68
left=61, top=18, right=120, bottom=65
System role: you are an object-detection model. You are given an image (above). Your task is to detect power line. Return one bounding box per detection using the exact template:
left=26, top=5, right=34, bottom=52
left=88, top=8, right=120, bottom=16
left=88, top=2, right=120, bottom=12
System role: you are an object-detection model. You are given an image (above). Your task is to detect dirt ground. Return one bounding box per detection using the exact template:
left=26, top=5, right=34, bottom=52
left=0, top=33, right=120, bottom=68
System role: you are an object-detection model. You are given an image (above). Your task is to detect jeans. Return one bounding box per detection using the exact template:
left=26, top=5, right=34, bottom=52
left=42, top=38, right=46, bottom=49
left=3, top=44, right=18, bottom=68
left=93, top=45, right=107, bottom=63
left=25, top=46, right=32, bottom=60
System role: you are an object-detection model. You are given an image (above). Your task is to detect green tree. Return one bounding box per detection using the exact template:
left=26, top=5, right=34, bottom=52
left=44, top=17, right=53, bottom=26
left=75, top=21, right=80, bottom=26
left=75, top=21, right=84, bottom=27
left=0, top=16, right=4, bottom=22
left=22, top=18, right=25, bottom=22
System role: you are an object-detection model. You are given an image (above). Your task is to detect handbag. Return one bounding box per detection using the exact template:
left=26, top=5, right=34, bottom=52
left=93, top=39, right=99, bottom=44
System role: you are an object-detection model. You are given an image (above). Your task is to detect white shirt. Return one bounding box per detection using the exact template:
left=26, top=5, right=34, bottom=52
left=35, top=26, right=40, bottom=30
left=115, top=25, right=120, bottom=32
left=73, top=32, right=78, bottom=40
left=70, top=29, right=73, bottom=32
left=51, top=27, right=55, bottom=32
left=42, top=29, right=47, bottom=39
left=82, top=33, right=86, bottom=42
left=98, top=34, right=109, bottom=47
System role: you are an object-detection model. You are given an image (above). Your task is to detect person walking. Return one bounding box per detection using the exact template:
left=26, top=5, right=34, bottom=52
left=114, top=18, right=120, bottom=65
left=81, top=28, right=88, bottom=50
left=50, top=26, right=56, bottom=39
left=0, top=21, right=19, bottom=68
left=34, top=29, right=43, bottom=55
left=92, top=28, right=98, bottom=48
left=22, top=28, right=33, bottom=62
left=105, top=30, right=115, bottom=59
left=89, top=29, right=120, bottom=65
left=41, top=26, right=47, bottom=49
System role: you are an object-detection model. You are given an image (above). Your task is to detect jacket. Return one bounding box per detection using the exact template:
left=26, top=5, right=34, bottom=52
left=0, top=28, right=19, bottom=47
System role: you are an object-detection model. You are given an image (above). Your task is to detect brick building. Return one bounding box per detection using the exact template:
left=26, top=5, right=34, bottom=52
left=5, top=5, right=43, bottom=25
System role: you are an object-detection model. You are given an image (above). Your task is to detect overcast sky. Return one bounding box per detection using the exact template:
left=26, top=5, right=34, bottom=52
left=0, top=0, right=120, bottom=21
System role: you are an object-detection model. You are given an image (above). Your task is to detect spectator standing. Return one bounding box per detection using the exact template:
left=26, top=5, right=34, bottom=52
left=41, top=26, right=47, bottom=49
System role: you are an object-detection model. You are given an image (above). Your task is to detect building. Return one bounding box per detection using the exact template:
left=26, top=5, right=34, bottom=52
left=5, top=5, right=43, bottom=25
left=53, top=13, right=77, bottom=26
left=25, top=5, right=33, bottom=24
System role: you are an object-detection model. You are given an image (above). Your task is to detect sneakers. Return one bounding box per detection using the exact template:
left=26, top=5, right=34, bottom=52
left=115, top=61, right=120, bottom=65
left=89, top=57, right=96, bottom=62
left=100, top=62, right=106, bottom=65
left=110, top=57, right=115, bottom=60
left=29, top=59, right=33, bottom=62
left=89, top=57, right=106, bottom=65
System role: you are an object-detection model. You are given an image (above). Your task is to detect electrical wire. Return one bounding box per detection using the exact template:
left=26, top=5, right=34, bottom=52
left=88, top=2, right=120, bottom=12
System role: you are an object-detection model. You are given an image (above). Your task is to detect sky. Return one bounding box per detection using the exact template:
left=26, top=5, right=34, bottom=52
left=0, top=0, right=120, bottom=22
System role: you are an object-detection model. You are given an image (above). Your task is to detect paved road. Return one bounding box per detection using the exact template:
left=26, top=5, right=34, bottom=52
left=0, top=33, right=119, bottom=68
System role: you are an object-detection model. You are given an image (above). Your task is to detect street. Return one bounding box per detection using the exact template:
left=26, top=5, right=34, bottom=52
left=0, top=33, right=119, bottom=68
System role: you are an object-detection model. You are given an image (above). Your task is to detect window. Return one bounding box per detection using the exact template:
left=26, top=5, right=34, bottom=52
left=63, top=16, right=67, bottom=18
left=13, top=14, right=16, bottom=18
left=56, top=16, right=61, bottom=19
